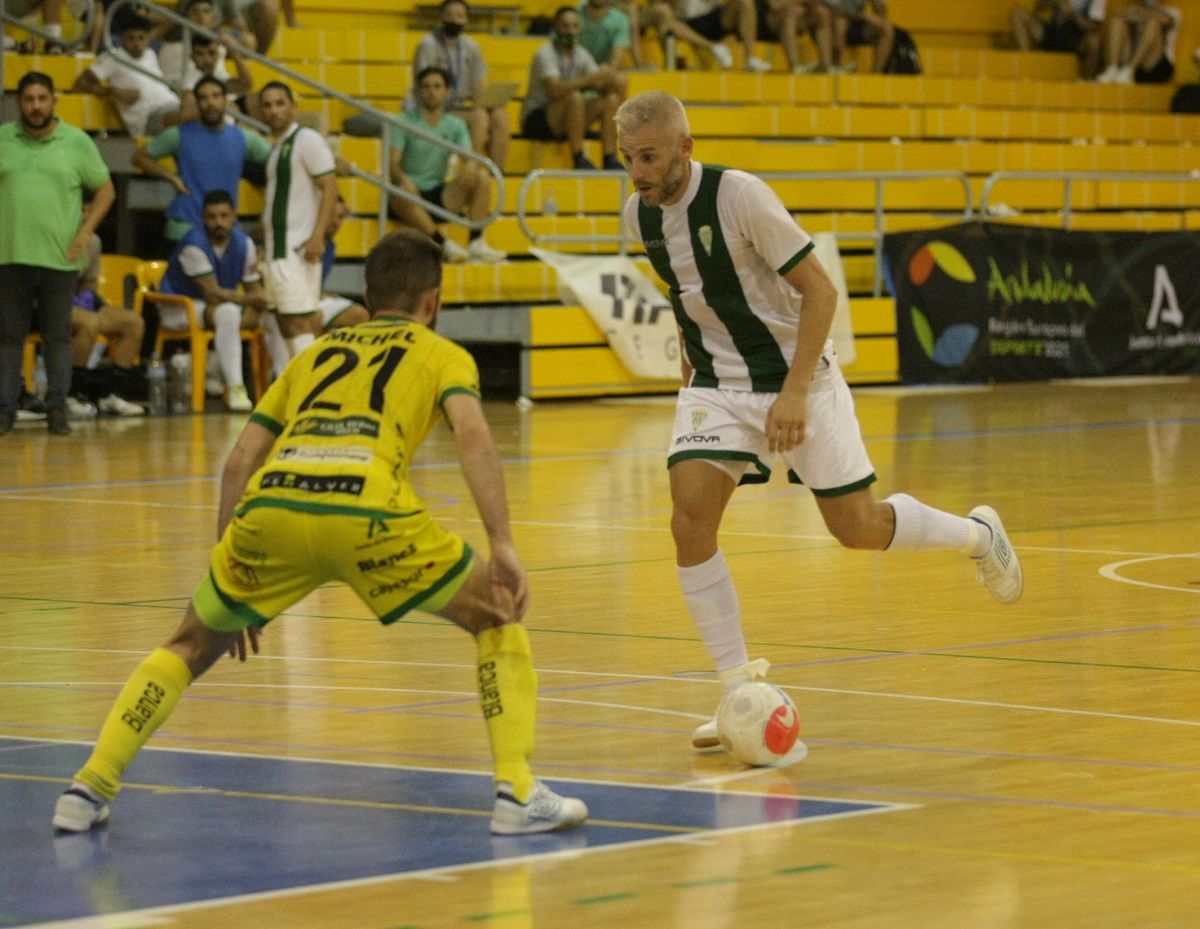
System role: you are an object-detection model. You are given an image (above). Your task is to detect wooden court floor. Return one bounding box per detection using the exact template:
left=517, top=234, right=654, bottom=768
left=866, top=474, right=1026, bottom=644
left=1, top=377, right=1198, bottom=928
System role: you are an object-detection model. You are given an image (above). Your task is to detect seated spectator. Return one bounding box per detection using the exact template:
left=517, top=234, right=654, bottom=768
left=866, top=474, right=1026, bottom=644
left=132, top=76, right=272, bottom=244
left=579, top=0, right=635, bottom=94
left=158, top=1, right=251, bottom=98
left=823, top=0, right=894, bottom=73
left=72, top=14, right=181, bottom=136
left=70, top=234, right=147, bottom=416
left=5, top=0, right=89, bottom=52
left=1096, top=0, right=1178, bottom=84
left=414, top=0, right=511, bottom=175
left=155, top=190, right=268, bottom=412
left=759, top=0, right=834, bottom=73
left=213, top=0, right=281, bottom=54
left=388, top=66, right=506, bottom=263
left=1011, top=1, right=1105, bottom=79
left=520, top=6, right=623, bottom=170
left=642, top=0, right=770, bottom=70
left=174, top=36, right=254, bottom=121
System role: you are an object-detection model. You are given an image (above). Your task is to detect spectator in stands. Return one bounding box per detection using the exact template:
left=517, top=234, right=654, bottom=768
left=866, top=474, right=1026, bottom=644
left=211, top=0, right=282, bottom=53
left=1011, top=1, right=1105, bottom=79
left=414, top=0, right=511, bottom=175
left=72, top=14, right=181, bottom=137
left=760, top=0, right=834, bottom=73
left=172, top=35, right=255, bottom=122
left=259, top=81, right=339, bottom=361
left=0, top=72, right=115, bottom=436
left=159, top=1, right=254, bottom=101
left=1096, top=0, right=1178, bottom=84
left=3, top=0, right=89, bottom=52
left=578, top=0, right=635, bottom=94
left=132, top=76, right=272, bottom=244
left=71, top=235, right=147, bottom=417
left=641, top=0, right=770, bottom=70
left=156, top=190, right=267, bottom=412
left=388, top=67, right=507, bottom=264
left=822, top=0, right=893, bottom=73
left=520, top=6, right=624, bottom=170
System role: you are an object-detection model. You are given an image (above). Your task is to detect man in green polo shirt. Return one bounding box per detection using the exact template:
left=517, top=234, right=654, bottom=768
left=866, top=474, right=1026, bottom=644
left=0, top=72, right=115, bottom=436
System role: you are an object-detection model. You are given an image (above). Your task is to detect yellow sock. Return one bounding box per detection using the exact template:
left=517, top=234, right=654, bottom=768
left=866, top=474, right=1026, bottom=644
left=75, top=648, right=193, bottom=800
left=476, top=624, right=537, bottom=803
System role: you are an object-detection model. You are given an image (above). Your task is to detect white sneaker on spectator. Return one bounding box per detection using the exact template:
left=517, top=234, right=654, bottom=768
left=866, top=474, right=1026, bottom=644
left=1096, top=64, right=1120, bottom=83
left=65, top=396, right=97, bottom=419
left=792, top=62, right=821, bottom=74
left=1115, top=65, right=1134, bottom=84
left=745, top=55, right=772, bottom=73
left=710, top=44, right=733, bottom=69
left=467, top=238, right=506, bottom=263
left=443, top=239, right=469, bottom=263
left=226, top=384, right=253, bottom=412
left=98, top=393, right=145, bottom=417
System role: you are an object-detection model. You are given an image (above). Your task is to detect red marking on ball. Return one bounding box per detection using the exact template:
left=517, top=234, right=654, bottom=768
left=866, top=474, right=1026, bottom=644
left=764, top=701, right=800, bottom=754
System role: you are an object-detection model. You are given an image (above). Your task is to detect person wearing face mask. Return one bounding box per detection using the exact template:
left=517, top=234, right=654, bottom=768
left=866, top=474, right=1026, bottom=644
left=520, top=5, right=623, bottom=170
left=413, top=0, right=510, bottom=174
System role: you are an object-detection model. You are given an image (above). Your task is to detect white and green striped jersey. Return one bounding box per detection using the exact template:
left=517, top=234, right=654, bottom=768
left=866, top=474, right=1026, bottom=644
left=624, top=161, right=817, bottom=393
left=264, top=122, right=337, bottom=260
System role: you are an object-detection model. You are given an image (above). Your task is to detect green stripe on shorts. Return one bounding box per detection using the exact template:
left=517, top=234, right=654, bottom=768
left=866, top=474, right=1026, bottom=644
left=379, top=543, right=474, bottom=625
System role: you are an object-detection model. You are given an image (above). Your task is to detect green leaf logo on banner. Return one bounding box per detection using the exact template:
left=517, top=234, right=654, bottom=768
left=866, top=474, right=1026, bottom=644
left=911, top=306, right=935, bottom=358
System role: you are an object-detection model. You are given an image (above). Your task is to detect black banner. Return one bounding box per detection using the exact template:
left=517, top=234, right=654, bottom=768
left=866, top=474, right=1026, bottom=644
left=883, top=222, right=1200, bottom=383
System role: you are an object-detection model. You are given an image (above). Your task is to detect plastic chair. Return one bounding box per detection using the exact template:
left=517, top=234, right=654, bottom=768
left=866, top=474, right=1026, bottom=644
left=139, top=262, right=269, bottom=413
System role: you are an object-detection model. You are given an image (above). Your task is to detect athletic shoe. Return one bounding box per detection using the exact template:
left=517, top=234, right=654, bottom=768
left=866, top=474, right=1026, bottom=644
left=969, top=506, right=1022, bottom=604
left=602, top=154, right=624, bottom=171
left=792, top=62, right=821, bottom=74
left=15, top=409, right=46, bottom=422
left=65, top=395, right=97, bottom=419
left=1114, top=65, right=1134, bottom=85
left=47, top=410, right=72, bottom=435
left=1096, top=64, right=1119, bottom=83
left=0, top=410, right=13, bottom=434
left=99, top=393, right=146, bottom=417
left=226, top=384, right=253, bottom=412
left=466, top=238, right=507, bottom=263
left=442, top=239, right=469, bottom=263
left=490, top=779, right=588, bottom=835
left=745, top=55, right=772, bottom=73
left=710, top=44, right=733, bottom=70
left=573, top=153, right=597, bottom=170
left=692, top=657, right=771, bottom=749
left=205, top=376, right=226, bottom=397
left=52, top=784, right=110, bottom=832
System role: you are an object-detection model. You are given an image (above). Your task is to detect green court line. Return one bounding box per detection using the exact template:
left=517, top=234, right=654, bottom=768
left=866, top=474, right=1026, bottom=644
left=572, top=893, right=637, bottom=906
left=776, top=863, right=834, bottom=874
left=462, top=909, right=532, bottom=922
left=672, top=877, right=738, bottom=888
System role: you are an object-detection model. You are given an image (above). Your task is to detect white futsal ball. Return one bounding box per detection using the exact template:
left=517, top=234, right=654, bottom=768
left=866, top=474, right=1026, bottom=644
left=716, top=682, right=801, bottom=766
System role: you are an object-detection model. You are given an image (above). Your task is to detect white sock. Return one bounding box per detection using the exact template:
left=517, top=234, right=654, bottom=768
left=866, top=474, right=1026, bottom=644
left=211, top=303, right=245, bottom=388
left=677, top=550, right=748, bottom=687
left=262, top=314, right=290, bottom=377
left=45, top=23, right=63, bottom=38
left=285, top=331, right=315, bottom=358
left=885, top=493, right=984, bottom=555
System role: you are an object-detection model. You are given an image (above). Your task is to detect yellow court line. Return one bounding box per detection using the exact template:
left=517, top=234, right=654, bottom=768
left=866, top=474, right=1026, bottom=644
left=2, top=772, right=696, bottom=834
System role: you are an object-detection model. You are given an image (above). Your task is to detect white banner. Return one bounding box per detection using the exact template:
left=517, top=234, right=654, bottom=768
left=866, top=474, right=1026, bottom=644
left=531, top=248, right=680, bottom=379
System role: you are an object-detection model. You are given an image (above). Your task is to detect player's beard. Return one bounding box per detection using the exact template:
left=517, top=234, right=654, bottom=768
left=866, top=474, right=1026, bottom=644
left=653, top=153, right=686, bottom=206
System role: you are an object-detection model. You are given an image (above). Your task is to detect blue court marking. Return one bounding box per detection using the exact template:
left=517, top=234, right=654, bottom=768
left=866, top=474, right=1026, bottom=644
left=0, top=737, right=906, bottom=926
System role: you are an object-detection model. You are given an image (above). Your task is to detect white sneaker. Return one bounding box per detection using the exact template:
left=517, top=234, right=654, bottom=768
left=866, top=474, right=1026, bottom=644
left=969, top=506, right=1023, bottom=604
left=205, top=352, right=225, bottom=396
left=52, top=784, right=110, bottom=833
left=745, top=55, right=772, bottom=73
left=226, top=384, right=253, bottom=412
left=466, top=238, right=506, bottom=263
left=65, top=395, right=97, bottom=419
left=442, top=239, right=469, bottom=263
left=1115, top=65, right=1134, bottom=85
left=710, top=44, right=733, bottom=70
left=692, top=657, right=770, bottom=749
left=98, top=393, right=146, bottom=417
left=1096, top=64, right=1119, bottom=83
left=489, top=779, right=588, bottom=835
left=791, top=62, right=821, bottom=74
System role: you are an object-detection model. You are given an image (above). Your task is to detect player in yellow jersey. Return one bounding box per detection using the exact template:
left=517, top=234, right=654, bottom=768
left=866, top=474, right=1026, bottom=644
left=52, top=230, right=587, bottom=836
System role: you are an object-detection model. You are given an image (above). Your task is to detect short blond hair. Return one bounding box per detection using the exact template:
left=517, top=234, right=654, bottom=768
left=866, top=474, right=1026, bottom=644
left=615, top=91, right=690, bottom=140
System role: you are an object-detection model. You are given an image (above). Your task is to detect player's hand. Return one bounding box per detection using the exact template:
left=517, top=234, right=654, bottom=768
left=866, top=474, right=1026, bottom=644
left=765, top=386, right=808, bottom=453
left=302, top=236, right=323, bottom=263
left=66, top=229, right=91, bottom=263
left=227, top=626, right=261, bottom=662
left=488, top=542, right=529, bottom=621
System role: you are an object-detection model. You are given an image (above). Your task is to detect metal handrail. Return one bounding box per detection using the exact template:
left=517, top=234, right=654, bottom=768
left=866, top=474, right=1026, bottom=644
left=981, top=170, right=1200, bottom=229
left=517, top=169, right=974, bottom=297
left=101, top=0, right=504, bottom=237
left=2, top=0, right=98, bottom=99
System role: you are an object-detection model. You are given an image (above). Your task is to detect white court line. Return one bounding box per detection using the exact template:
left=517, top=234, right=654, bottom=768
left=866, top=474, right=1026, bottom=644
left=1099, top=553, right=1200, bottom=595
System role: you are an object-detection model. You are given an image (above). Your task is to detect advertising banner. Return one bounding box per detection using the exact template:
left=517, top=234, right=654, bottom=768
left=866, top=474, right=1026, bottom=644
left=884, top=223, right=1200, bottom=383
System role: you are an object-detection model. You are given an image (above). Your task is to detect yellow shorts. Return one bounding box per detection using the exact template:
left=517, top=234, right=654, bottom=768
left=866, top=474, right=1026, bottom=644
left=193, top=500, right=473, bottom=632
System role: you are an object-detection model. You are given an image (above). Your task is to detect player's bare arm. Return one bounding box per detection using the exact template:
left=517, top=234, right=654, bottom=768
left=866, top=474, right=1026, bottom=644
left=305, top=172, right=340, bottom=263
left=218, top=420, right=277, bottom=536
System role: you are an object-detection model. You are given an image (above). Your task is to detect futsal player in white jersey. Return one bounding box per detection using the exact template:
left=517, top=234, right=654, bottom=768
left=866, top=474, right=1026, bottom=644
left=615, top=91, right=1024, bottom=751
left=259, top=81, right=339, bottom=363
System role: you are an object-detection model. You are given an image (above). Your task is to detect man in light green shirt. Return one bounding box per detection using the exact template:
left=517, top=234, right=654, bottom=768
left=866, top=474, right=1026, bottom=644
left=0, top=72, right=115, bottom=435
left=388, top=66, right=505, bottom=264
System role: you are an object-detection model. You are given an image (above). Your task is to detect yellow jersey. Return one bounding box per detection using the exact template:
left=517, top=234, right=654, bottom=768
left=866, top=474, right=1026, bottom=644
left=245, top=317, right=480, bottom=517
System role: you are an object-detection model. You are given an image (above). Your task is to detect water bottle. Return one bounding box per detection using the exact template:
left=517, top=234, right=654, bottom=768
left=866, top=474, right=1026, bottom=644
left=664, top=33, right=678, bottom=71
left=168, top=353, right=192, bottom=414
left=147, top=354, right=168, bottom=415
left=33, top=355, right=48, bottom=400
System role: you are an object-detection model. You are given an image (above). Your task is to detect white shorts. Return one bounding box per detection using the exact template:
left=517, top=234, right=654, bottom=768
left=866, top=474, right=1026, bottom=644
left=318, top=295, right=353, bottom=328
left=264, top=252, right=323, bottom=317
left=667, top=355, right=876, bottom=496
